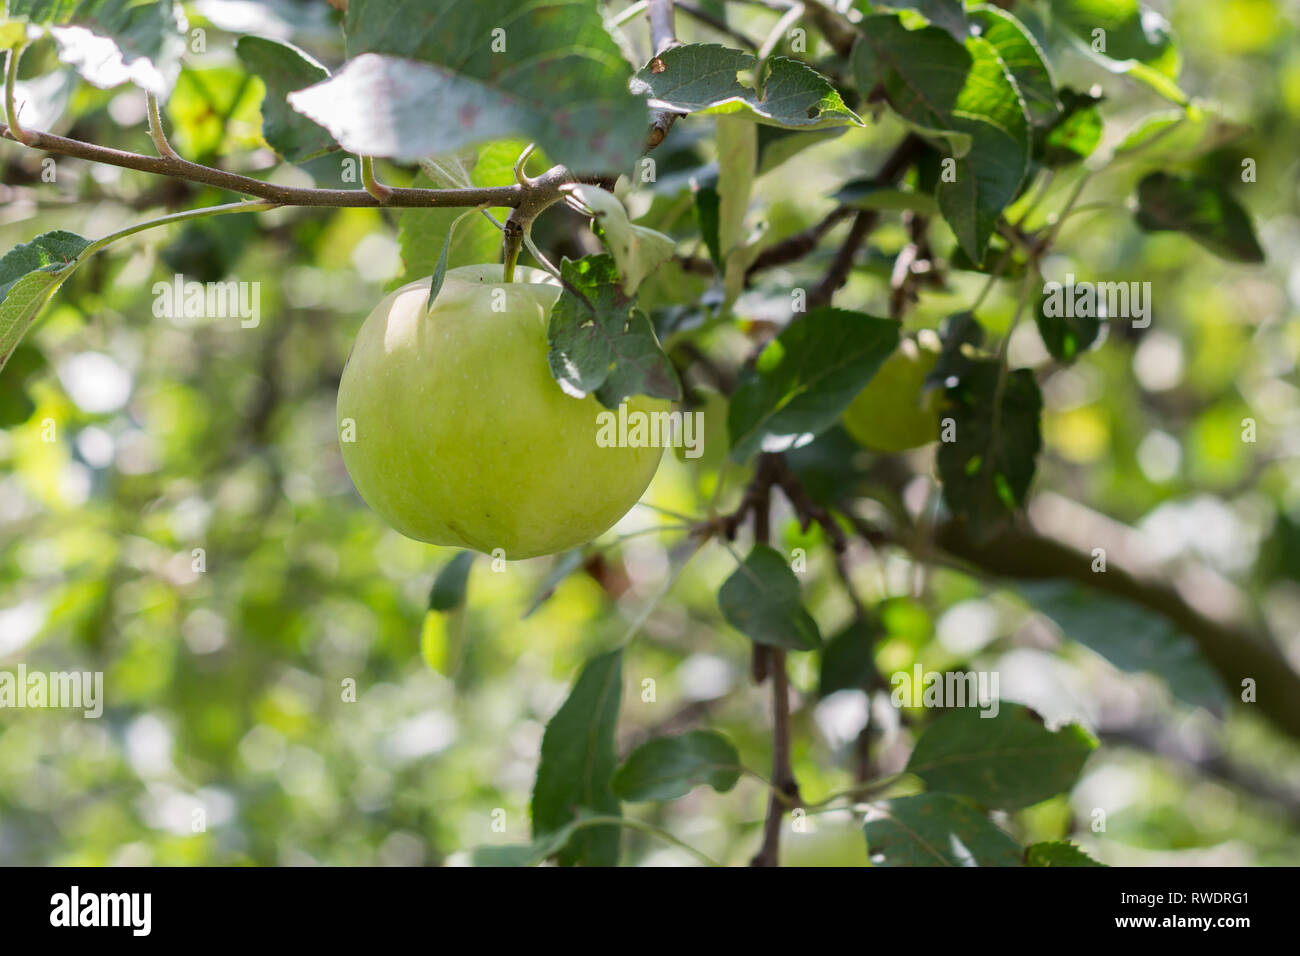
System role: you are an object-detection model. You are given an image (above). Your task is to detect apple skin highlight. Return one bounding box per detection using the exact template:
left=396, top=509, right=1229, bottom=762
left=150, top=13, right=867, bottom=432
left=337, top=264, right=668, bottom=559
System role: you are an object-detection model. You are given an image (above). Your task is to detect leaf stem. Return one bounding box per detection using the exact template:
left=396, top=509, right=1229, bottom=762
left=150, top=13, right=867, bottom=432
left=4, top=43, right=34, bottom=146
left=360, top=155, right=394, bottom=204
left=567, top=815, right=724, bottom=867
left=145, top=91, right=180, bottom=160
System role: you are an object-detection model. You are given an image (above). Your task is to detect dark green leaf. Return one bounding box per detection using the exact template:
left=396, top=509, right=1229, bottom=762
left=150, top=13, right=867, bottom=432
left=863, top=793, right=1023, bottom=866
left=1035, top=283, right=1103, bottom=363
left=1018, top=579, right=1228, bottom=712
left=924, top=311, right=985, bottom=392
left=612, top=731, right=742, bottom=801
left=531, top=648, right=623, bottom=866
left=288, top=0, right=646, bottom=171
left=427, top=551, right=474, bottom=612
left=818, top=618, right=882, bottom=697
left=1135, top=172, right=1265, bottom=264
left=718, top=545, right=821, bottom=651
left=694, top=184, right=722, bottom=269
left=853, top=17, right=1030, bottom=261
left=235, top=36, right=335, bottom=163
left=1026, top=840, right=1106, bottom=866
left=906, top=703, right=1097, bottom=809
left=861, top=1, right=968, bottom=42
left=631, top=44, right=862, bottom=129
left=937, top=360, right=1042, bottom=541
left=727, top=307, right=900, bottom=462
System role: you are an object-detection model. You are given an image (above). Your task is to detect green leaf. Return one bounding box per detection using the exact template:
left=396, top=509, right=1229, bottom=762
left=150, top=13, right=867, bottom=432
left=1135, top=172, right=1264, bottom=264
left=863, top=793, right=1023, bottom=866
left=523, top=549, right=587, bottom=619
left=937, top=36, right=1031, bottom=263
left=0, top=344, right=46, bottom=426
left=398, top=141, right=527, bottom=285
left=1035, top=284, right=1102, bottom=363
left=906, top=703, right=1097, bottom=809
left=0, top=230, right=90, bottom=373
left=862, top=1, right=968, bottom=42
left=235, top=36, right=335, bottom=163
left=727, top=307, right=899, bottom=462
left=969, top=6, right=1060, bottom=126
left=631, top=44, right=862, bottom=130
left=546, top=255, right=681, bottom=407
left=531, top=648, right=624, bottom=867
left=718, top=545, right=821, bottom=651
left=567, top=185, right=675, bottom=296
left=289, top=0, right=645, bottom=171
left=936, top=359, right=1042, bottom=541
left=612, top=731, right=742, bottom=801
left=853, top=17, right=1030, bottom=260
left=1018, top=579, right=1227, bottom=712
left=1051, top=0, right=1187, bottom=104
left=818, top=618, right=882, bottom=697
left=1026, top=840, right=1106, bottom=866
left=715, top=115, right=760, bottom=309
left=693, top=184, right=722, bottom=268
left=852, top=16, right=975, bottom=154
left=427, top=551, right=474, bottom=612
left=1036, top=86, right=1103, bottom=166
left=12, top=0, right=187, bottom=97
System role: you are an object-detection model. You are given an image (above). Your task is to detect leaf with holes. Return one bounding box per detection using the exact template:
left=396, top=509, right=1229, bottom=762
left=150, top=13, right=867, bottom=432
left=632, top=44, right=861, bottom=129
left=546, top=255, right=681, bottom=407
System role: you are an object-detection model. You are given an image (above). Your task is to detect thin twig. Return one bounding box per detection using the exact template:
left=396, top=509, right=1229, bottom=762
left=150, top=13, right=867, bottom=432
left=145, top=92, right=180, bottom=160
left=646, top=0, right=683, bottom=150
left=1, top=121, right=602, bottom=209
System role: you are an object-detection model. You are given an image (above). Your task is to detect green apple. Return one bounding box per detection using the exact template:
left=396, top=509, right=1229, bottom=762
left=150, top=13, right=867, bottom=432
left=336, top=264, right=668, bottom=559
left=842, top=332, right=942, bottom=452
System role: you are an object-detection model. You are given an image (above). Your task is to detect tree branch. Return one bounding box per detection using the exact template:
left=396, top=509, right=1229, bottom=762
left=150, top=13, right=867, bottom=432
left=646, top=0, right=683, bottom=150
left=1, top=121, right=599, bottom=209
left=931, top=492, right=1300, bottom=741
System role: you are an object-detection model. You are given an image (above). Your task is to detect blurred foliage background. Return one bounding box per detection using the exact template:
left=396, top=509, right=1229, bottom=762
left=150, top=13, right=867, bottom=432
left=2, top=0, right=1300, bottom=866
